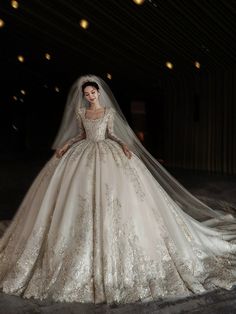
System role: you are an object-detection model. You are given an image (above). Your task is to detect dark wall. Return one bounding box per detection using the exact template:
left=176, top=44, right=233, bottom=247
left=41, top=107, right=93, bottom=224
left=1, top=68, right=235, bottom=175
left=157, top=68, right=236, bottom=175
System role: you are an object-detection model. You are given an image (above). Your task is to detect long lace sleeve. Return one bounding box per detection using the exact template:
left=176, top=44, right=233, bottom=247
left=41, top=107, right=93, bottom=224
left=106, top=109, right=125, bottom=146
left=66, top=111, right=86, bottom=147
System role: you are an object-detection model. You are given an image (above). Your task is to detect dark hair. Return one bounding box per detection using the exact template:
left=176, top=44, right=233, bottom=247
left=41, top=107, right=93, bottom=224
left=82, top=81, right=99, bottom=93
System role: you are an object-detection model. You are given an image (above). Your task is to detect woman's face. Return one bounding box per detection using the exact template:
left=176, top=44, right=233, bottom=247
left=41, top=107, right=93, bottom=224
left=83, top=86, right=99, bottom=104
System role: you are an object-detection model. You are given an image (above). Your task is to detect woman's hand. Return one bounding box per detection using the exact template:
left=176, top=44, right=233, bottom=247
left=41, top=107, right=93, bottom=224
left=122, top=144, right=132, bottom=159
left=56, top=143, right=70, bottom=158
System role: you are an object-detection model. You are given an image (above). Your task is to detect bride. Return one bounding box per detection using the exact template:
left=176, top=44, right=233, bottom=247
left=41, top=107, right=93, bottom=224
left=0, top=74, right=236, bottom=304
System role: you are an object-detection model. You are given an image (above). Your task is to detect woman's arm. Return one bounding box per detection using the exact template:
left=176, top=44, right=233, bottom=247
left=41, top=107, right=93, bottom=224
left=56, top=112, right=85, bottom=158
left=107, top=109, right=132, bottom=159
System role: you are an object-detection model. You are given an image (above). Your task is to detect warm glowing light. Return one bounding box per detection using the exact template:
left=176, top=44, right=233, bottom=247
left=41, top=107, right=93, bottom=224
left=17, top=55, right=25, bottom=63
left=20, top=89, right=26, bottom=95
left=166, top=61, right=173, bottom=69
left=11, top=0, right=19, bottom=9
left=45, top=53, right=51, bottom=60
left=133, top=0, right=145, bottom=5
left=0, top=19, right=5, bottom=28
left=55, top=86, right=60, bottom=92
left=80, top=19, right=89, bottom=29
left=13, top=96, right=18, bottom=101
left=194, top=61, right=201, bottom=69
left=107, top=73, right=112, bottom=80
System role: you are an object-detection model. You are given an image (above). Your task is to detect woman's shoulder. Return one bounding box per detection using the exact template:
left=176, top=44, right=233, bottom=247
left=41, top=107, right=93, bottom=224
left=76, top=107, right=85, bottom=118
left=107, top=107, right=116, bottom=116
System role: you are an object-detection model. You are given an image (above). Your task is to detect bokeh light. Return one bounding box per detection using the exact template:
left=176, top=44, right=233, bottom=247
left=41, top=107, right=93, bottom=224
left=166, top=61, right=174, bottom=69
left=45, top=53, right=51, bottom=60
left=0, top=19, right=5, bottom=28
left=11, top=0, right=19, bottom=9
left=133, top=0, right=145, bottom=5
left=17, top=55, right=25, bottom=63
left=194, top=61, right=201, bottom=69
left=80, top=19, right=89, bottom=29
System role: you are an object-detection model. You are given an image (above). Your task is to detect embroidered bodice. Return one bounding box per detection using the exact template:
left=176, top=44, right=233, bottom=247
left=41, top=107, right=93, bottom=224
left=67, top=107, right=124, bottom=146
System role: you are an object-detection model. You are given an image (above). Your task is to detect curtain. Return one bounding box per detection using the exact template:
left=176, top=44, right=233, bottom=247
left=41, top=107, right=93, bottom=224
left=158, top=68, right=236, bottom=175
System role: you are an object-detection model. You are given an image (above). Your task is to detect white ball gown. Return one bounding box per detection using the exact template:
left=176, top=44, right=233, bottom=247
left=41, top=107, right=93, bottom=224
left=0, top=107, right=236, bottom=304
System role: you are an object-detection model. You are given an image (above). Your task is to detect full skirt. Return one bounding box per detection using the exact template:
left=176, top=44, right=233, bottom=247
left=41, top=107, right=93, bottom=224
left=1, top=139, right=236, bottom=304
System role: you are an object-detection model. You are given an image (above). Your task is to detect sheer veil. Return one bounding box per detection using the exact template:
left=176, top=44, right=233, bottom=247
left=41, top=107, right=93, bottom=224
left=52, top=74, right=233, bottom=222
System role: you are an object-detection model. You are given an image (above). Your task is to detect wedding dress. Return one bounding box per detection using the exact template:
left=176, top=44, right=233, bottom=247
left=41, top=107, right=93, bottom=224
left=1, top=76, right=236, bottom=304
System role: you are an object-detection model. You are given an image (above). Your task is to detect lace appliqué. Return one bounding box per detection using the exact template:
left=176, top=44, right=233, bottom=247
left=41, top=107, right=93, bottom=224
left=103, top=184, right=191, bottom=303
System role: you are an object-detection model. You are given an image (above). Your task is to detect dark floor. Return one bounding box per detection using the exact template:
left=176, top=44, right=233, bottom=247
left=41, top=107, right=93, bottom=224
left=1, top=288, right=236, bottom=314
left=1, top=154, right=236, bottom=313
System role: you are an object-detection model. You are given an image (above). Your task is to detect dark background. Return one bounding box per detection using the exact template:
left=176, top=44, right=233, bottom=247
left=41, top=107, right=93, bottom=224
left=1, top=3, right=236, bottom=311
left=0, top=0, right=236, bottom=175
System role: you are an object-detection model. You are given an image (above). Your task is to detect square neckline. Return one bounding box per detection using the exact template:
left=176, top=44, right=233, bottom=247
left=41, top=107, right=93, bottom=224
left=84, top=107, right=107, bottom=121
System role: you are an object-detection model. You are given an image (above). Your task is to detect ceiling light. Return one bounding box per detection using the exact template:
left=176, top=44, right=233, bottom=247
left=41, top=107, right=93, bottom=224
left=80, top=19, right=89, bottom=29
left=133, top=0, right=145, bottom=5
left=45, top=53, right=51, bottom=60
left=11, top=0, right=19, bottom=9
left=166, top=61, right=173, bottom=70
left=20, top=89, right=26, bottom=95
left=194, top=61, right=201, bottom=69
left=17, top=55, right=25, bottom=63
left=13, top=96, right=18, bottom=101
left=55, top=86, right=60, bottom=92
left=0, top=19, right=5, bottom=28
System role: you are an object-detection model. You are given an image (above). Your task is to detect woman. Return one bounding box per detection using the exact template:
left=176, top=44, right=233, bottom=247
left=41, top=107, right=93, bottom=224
left=0, top=74, right=236, bottom=304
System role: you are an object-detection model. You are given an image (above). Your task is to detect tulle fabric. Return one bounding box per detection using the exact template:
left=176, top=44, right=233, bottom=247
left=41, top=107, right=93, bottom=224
left=52, top=75, right=233, bottom=222
left=1, top=109, right=236, bottom=304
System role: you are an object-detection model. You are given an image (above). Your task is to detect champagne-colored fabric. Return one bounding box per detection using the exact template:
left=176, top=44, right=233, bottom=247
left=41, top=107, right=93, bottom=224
left=52, top=74, right=230, bottom=221
left=1, top=108, right=236, bottom=304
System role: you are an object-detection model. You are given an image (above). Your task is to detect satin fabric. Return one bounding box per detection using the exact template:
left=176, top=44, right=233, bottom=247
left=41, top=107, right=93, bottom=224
left=1, top=108, right=236, bottom=304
